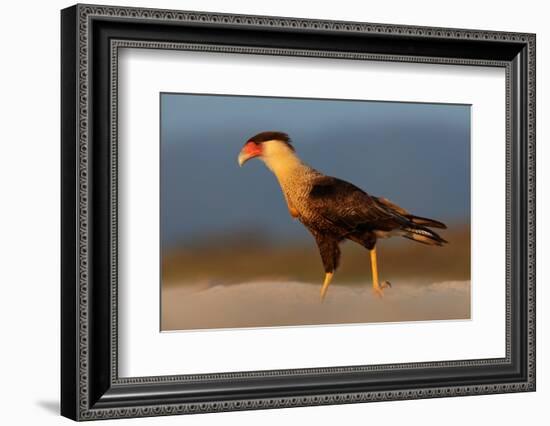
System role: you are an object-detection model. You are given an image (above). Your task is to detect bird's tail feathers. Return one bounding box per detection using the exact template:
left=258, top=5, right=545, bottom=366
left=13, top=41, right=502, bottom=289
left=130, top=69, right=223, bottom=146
left=401, top=226, right=448, bottom=246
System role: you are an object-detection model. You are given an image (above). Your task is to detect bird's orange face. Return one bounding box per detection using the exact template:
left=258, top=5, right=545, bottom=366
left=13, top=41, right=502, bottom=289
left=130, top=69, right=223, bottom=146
left=237, top=141, right=263, bottom=167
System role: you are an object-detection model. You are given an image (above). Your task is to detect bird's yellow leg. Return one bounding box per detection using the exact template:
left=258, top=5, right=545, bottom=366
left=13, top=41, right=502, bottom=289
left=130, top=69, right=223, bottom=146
left=320, top=272, right=333, bottom=302
left=370, top=248, right=390, bottom=298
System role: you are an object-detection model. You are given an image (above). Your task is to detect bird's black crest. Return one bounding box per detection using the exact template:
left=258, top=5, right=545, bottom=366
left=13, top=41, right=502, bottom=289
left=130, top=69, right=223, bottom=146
left=248, top=131, right=295, bottom=151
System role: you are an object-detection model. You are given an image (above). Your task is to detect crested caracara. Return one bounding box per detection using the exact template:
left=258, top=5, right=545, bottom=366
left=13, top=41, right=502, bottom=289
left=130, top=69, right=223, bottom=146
left=238, top=131, right=447, bottom=300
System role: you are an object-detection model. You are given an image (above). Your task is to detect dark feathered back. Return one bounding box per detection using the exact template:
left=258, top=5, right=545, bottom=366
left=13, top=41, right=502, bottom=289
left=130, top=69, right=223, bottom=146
left=248, top=131, right=294, bottom=151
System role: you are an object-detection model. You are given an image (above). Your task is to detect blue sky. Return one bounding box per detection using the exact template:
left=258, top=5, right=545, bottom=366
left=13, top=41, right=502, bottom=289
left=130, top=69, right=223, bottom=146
left=161, top=93, right=470, bottom=248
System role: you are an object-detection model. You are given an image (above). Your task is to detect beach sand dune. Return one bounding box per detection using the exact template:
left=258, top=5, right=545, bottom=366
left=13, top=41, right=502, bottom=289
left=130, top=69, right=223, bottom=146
left=161, top=280, right=470, bottom=331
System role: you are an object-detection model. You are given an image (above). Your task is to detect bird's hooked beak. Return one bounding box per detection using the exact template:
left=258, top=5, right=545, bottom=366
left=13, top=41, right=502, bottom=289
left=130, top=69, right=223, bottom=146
left=238, top=141, right=263, bottom=167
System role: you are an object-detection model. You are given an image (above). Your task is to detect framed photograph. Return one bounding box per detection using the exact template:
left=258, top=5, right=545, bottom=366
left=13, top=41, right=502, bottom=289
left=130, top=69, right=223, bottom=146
left=61, top=4, right=536, bottom=421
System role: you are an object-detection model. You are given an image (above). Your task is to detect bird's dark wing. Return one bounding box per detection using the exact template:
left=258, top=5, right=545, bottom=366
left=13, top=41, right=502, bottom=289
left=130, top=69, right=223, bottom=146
left=307, top=176, right=411, bottom=233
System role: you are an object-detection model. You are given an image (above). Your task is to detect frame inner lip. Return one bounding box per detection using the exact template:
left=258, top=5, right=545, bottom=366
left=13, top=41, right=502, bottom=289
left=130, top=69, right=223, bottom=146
left=110, top=38, right=512, bottom=384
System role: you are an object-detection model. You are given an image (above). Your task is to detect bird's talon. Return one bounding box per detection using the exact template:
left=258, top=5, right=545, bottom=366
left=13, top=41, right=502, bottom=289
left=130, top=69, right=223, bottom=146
left=372, top=286, right=385, bottom=298
left=381, top=280, right=392, bottom=289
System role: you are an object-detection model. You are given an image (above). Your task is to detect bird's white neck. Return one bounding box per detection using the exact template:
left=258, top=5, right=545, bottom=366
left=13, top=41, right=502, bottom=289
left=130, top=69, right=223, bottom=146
left=259, top=140, right=308, bottom=185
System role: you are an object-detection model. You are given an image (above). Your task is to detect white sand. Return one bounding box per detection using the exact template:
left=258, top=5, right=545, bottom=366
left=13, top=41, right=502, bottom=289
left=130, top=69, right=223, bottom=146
left=162, top=280, right=470, bottom=331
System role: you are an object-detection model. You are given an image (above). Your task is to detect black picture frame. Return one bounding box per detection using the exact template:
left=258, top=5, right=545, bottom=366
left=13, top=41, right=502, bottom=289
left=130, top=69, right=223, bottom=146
left=61, top=4, right=536, bottom=421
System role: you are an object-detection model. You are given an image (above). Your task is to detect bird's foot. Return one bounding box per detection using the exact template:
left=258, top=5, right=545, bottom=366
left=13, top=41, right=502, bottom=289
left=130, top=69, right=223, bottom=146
left=372, top=281, right=391, bottom=298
